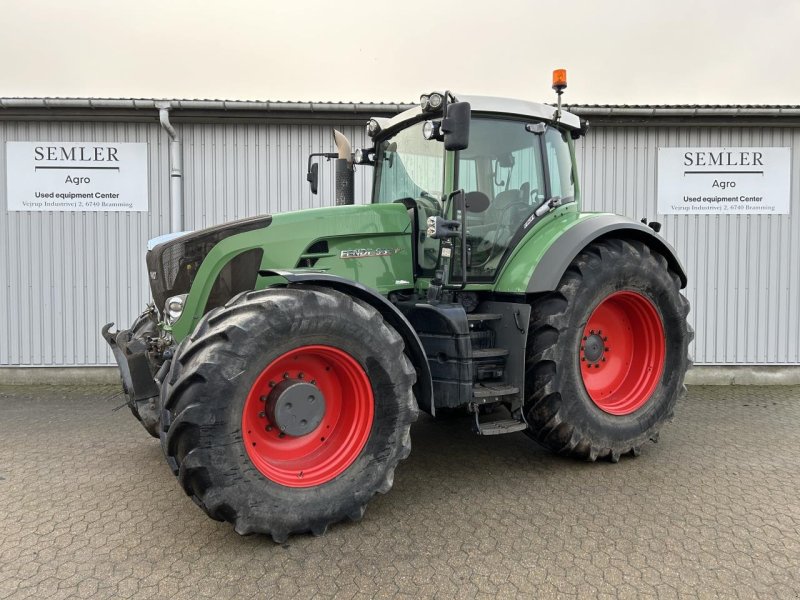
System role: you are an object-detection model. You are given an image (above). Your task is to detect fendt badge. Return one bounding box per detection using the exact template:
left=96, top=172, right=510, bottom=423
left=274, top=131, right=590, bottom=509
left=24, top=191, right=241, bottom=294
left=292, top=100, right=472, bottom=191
left=339, top=248, right=402, bottom=259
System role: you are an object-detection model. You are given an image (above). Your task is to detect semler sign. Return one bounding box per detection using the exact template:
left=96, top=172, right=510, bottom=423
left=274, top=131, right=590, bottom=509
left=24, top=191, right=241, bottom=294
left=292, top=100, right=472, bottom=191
left=657, top=146, right=790, bottom=215
left=6, top=141, right=148, bottom=212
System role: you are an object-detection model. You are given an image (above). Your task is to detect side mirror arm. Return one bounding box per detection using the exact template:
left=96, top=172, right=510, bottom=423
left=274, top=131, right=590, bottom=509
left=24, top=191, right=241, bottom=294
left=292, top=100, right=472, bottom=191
left=306, top=152, right=337, bottom=195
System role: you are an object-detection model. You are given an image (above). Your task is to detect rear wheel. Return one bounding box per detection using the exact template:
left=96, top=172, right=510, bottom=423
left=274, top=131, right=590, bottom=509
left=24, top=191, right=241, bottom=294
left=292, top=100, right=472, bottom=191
left=160, top=286, right=417, bottom=541
left=524, top=238, right=692, bottom=461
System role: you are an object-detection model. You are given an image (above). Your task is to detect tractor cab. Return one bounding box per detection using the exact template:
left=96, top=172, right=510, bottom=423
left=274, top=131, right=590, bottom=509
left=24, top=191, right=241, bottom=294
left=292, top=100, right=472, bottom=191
left=355, top=90, right=586, bottom=289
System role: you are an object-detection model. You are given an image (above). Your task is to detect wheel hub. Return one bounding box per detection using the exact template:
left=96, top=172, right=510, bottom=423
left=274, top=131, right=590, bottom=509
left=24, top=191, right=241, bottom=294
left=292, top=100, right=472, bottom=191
left=579, top=291, right=665, bottom=415
left=265, top=380, right=325, bottom=437
left=242, top=345, right=374, bottom=487
left=582, top=332, right=606, bottom=363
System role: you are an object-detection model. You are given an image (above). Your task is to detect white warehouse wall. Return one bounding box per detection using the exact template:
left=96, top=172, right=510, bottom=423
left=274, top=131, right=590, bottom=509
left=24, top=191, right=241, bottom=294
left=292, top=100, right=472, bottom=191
left=575, top=126, right=800, bottom=365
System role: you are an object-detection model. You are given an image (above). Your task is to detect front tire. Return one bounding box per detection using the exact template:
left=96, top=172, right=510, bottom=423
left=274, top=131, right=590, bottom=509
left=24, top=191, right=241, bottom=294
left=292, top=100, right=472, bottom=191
left=159, top=286, right=417, bottom=541
left=524, top=238, right=692, bottom=462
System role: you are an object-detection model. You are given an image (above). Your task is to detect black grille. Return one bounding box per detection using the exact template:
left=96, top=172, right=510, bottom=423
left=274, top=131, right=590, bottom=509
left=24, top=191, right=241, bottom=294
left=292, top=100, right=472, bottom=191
left=146, top=215, right=272, bottom=311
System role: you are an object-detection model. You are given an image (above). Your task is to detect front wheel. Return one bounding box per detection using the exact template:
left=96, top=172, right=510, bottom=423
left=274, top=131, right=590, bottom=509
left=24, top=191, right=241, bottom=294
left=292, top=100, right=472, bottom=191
left=159, top=286, right=417, bottom=541
left=524, top=238, right=692, bottom=462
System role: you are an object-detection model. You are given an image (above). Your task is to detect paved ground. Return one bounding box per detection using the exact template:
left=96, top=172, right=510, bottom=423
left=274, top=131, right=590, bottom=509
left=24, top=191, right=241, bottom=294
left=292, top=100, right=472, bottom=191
left=0, top=385, right=798, bottom=599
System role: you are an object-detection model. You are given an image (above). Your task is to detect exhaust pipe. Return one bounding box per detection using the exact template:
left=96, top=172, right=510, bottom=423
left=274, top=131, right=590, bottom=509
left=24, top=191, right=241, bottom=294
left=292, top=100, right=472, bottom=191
left=333, top=129, right=354, bottom=206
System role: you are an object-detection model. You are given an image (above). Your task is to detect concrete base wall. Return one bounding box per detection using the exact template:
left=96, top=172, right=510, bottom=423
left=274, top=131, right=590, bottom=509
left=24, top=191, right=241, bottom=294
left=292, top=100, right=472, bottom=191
left=2, top=365, right=800, bottom=386
left=685, top=366, right=800, bottom=386
left=0, top=367, right=120, bottom=386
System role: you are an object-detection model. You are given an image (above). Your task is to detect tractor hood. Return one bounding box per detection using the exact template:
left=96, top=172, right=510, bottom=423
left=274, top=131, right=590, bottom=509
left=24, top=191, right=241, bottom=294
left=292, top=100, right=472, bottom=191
left=146, top=215, right=273, bottom=312
left=153, top=203, right=415, bottom=339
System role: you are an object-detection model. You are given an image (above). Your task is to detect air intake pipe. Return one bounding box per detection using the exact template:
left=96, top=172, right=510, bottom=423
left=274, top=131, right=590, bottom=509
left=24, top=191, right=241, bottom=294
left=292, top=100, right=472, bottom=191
left=333, top=129, right=354, bottom=205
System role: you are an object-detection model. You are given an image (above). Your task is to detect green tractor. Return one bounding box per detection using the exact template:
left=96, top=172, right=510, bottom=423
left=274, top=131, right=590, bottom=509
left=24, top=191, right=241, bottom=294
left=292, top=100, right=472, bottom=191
left=103, top=74, right=692, bottom=542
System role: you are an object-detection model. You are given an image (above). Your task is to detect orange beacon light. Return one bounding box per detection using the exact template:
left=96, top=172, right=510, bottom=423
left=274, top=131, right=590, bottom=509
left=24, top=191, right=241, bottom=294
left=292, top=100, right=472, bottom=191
left=552, top=69, right=567, bottom=92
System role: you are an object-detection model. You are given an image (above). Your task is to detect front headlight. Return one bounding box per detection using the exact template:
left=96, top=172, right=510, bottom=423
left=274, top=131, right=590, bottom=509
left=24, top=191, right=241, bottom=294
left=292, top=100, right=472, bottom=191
left=422, top=120, right=441, bottom=140
left=354, top=147, right=376, bottom=165
left=164, top=294, right=187, bottom=325
left=421, top=92, right=444, bottom=113
left=366, top=118, right=381, bottom=137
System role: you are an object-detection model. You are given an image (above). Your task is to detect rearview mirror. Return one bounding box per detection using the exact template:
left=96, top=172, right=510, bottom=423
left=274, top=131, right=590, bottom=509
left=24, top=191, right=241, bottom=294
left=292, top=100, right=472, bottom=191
left=441, top=101, right=471, bottom=151
left=462, top=191, right=490, bottom=213
left=307, top=162, right=319, bottom=195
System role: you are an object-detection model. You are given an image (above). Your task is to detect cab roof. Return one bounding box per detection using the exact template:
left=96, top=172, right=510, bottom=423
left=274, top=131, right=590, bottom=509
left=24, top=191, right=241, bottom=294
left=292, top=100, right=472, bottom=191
left=379, top=92, right=582, bottom=135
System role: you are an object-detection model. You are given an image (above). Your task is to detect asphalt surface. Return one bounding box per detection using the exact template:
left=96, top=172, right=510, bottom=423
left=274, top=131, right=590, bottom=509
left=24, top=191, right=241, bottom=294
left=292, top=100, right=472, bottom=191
left=0, top=384, right=798, bottom=599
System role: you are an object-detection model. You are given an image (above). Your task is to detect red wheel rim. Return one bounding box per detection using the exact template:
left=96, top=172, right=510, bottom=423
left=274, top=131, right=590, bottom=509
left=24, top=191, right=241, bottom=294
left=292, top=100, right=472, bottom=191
left=242, top=345, right=374, bottom=487
left=579, top=291, right=665, bottom=415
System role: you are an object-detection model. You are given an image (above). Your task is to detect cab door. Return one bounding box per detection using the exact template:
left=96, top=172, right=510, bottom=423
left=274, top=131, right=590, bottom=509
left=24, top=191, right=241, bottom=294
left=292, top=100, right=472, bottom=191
left=453, top=118, right=576, bottom=283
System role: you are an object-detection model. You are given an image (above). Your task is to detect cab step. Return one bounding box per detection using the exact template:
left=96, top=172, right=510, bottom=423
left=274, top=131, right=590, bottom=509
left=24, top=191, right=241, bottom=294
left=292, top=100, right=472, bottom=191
left=467, top=312, right=502, bottom=323
left=472, top=383, right=519, bottom=402
left=473, top=417, right=528, bottom=436
left=472, top=348, right=509, bottom=359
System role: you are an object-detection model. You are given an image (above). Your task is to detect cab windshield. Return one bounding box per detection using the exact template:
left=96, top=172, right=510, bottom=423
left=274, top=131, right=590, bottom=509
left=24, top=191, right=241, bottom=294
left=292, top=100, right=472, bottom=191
left=372, top=121, right=445, bottom=271
left=372, top=121, right=444, bottom=204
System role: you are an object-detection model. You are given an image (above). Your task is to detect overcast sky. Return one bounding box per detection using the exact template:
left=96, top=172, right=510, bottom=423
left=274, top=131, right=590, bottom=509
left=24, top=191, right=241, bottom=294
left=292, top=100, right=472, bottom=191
left=2, top=0, right=799, bottom=105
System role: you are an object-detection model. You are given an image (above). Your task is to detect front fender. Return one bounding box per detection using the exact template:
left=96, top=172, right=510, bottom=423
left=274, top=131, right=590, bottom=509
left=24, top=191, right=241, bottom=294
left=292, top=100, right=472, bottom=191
left=495, top=213, right=687, bottom=294
left=260, top=269, right=435, bottom=416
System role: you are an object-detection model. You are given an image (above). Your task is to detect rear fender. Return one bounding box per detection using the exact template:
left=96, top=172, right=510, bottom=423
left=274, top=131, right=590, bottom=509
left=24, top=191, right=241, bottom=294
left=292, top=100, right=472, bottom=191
left=495, top=213, right=687, bottom=294
left=526, top=215, right=687, bottom=293
left=260, top=269, right=434, bottom=415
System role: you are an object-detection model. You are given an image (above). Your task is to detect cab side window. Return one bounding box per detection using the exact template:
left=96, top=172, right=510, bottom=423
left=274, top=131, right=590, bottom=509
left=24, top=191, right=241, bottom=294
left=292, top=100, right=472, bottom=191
left=544, top=128, right=575, bottom=201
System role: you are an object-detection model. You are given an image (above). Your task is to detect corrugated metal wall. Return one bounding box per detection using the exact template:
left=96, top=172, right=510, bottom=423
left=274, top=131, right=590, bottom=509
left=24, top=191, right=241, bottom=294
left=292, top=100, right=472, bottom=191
left=0, top=120, right=370, bottom=366
left=180, top=123, right=371, bottom=229
left=1, top=121, right=169, bottom=366
left=1, top=117, right=797, bottom=366
left=575, top=126, right=800, bottom=365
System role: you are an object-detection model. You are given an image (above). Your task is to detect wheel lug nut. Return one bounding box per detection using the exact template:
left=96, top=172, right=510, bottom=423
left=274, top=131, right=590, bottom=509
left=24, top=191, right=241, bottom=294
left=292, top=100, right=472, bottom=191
left=259, top=412, right=265, bottom=418
left=268, top=381, right=275, bottom=388
left=283, top=372, right=289, bottom=379
left=603, top=337, right=608, bottom=342
left=581, top=357, right=586, bottom=361
left=583, top=336, right=588, bottom=341
left=298, top=373, right=304, bottom=379
left=605, top=347, right=610, bottom=352
left=602, top=358, right=606, bottom=362
left=310, top=379, right=316, bottom=385
left=260, top=395, right=268, bottom=402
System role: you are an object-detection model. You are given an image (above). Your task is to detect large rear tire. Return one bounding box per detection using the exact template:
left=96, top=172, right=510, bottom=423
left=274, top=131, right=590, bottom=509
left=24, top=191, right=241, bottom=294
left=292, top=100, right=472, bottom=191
left=159, top=286, right=417, bottom=541
left=524, top=238, right=692, bottom=461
